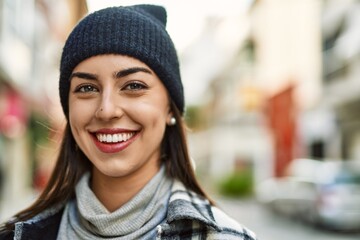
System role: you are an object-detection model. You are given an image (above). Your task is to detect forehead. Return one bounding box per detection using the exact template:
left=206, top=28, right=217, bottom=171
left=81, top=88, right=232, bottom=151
left=73, top=54, right=154, bottom=73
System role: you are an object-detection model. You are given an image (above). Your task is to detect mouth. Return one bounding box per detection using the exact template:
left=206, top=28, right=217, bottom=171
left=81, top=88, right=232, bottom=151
left=96, top=132, right=136, bottom=143
left=90, top=129, right=140, bottom=153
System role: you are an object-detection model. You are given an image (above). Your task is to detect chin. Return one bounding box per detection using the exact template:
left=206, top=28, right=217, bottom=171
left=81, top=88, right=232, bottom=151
left=94, top=163, right=137, bottom=177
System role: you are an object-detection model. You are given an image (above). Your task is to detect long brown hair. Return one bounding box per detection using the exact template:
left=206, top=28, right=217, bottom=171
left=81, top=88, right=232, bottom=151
left=1, top=101, right=211, bottom=231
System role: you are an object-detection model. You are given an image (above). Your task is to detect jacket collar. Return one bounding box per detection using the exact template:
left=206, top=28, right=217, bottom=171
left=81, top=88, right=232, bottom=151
left=166, top=180, right=221, bottom=231
left=14, top=204, right=64, bottom=240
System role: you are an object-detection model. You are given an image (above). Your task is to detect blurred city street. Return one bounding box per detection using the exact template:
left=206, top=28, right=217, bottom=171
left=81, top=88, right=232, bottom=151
left=2, top=0, right=360, bottom=238
left=217, top=197, right=360, bottom=240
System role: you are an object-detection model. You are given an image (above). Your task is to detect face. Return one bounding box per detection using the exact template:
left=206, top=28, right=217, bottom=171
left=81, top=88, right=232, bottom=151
left=68, top=54, right=173, bottom=180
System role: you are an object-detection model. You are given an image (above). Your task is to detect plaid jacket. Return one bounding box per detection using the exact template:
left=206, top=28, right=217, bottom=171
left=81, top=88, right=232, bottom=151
left=0, top=180, right=257, bottom=240
left=157, top=180, right=257, bottom=240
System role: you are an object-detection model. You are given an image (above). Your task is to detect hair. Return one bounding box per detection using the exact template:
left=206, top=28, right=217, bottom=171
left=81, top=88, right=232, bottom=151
left=0, top=100, right=212, bottom=232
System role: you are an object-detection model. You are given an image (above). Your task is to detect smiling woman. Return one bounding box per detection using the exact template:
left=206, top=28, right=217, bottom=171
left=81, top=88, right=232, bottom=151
left=0, top=4, right=257, bottom=240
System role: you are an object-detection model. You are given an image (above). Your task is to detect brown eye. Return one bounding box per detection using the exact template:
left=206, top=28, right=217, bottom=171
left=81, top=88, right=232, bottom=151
left=123, top=82, right=147, bottom=91
left=75, top=85, right=99, bottom=93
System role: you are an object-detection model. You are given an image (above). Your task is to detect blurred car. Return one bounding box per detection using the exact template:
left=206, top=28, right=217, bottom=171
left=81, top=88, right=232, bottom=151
left=256, top=159, right=320, bottom=219
left=256, top=158, right=360, bottom=231
left=315, top=160, right=360, bottom=231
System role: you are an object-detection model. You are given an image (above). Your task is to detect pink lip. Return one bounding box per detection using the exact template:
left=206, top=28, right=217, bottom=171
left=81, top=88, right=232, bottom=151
left=90, top=128, right=140, bottom=154
left=94, top=128, right=135, bottom=134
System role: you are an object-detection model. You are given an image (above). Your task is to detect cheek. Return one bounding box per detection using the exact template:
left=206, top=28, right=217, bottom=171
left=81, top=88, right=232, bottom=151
left=68, top=98, right=96, bottom=128
left=129, top=97, right=169, bottom=127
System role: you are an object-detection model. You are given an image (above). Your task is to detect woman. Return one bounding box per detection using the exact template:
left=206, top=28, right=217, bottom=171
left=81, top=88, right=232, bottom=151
left=0, top=4, right=257, bottom=240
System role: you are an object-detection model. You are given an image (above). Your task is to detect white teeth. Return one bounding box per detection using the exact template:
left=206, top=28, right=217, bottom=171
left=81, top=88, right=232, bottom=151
left=96, top=132, right=135, bottom=143
left=106, top=134, right=111, bottom=142
left=113, top=134, right=118, bottom=142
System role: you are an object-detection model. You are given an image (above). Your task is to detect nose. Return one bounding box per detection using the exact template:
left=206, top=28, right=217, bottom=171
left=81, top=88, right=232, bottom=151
left=95, top=90, right=123, bottom=121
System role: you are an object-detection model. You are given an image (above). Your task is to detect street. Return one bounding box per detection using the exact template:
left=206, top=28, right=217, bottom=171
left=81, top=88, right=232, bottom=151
left=216, top=197, right=360, bottom=240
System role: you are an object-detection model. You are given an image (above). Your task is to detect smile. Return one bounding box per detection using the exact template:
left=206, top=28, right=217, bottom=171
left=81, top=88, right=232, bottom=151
left=91, top=129, right=140, bottom=154
left=96, top=132, right=135, bottom=143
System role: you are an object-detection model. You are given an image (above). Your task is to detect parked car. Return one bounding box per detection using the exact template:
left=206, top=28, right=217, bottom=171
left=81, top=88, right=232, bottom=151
left=315, top=160, right=360, bottom=231
left=256, top=158, right=360, bottom=231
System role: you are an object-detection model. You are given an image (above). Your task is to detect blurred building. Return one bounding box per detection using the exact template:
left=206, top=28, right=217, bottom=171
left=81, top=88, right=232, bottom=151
left=0, top=0, right=87, bottom=221
left=313, top=0, right=360, bottom=161
left=250, top=0, right=322, bottom=178
left=188, top=0, right=360, bottom=185
left=186, top=0, right=322, bottom=182
left=297, top=0, right=360, bottom=163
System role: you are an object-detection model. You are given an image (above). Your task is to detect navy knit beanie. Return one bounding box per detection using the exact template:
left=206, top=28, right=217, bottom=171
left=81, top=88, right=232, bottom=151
left=59, top=4, right=184, bottom=118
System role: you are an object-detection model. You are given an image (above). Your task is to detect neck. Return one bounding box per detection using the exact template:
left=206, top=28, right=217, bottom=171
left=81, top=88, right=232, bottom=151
left=91, top=163, right=160, bottom=212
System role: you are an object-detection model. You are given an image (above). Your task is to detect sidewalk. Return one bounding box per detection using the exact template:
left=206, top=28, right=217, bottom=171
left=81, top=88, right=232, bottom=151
left=215, top=196, right=360, bottom=240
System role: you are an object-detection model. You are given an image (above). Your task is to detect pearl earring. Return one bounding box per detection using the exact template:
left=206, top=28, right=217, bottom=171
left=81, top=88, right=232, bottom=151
left=169, top=117, right=176, bottom=126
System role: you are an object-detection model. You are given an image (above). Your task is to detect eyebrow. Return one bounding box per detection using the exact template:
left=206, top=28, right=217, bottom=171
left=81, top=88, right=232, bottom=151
left=70, top=67, right=152, bottom=81
left=114, top=67, right=152, bottom=78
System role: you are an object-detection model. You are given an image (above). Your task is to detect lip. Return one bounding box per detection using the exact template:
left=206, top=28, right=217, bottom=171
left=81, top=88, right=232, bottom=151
left=94, top=128, right=136, bottom=134
left=90, top=128, right=140, bottom=153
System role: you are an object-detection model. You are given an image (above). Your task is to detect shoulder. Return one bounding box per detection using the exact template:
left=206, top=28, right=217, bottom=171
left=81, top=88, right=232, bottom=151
left=2, top=205, right=64, bottom=240
left=161, top=181, right=257, bottom=240
left=209, top=205, right=257, bottom=239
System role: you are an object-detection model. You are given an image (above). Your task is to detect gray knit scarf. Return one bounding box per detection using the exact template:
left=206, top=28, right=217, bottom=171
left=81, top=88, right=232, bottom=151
left=57, top=166, right=173, bottom=240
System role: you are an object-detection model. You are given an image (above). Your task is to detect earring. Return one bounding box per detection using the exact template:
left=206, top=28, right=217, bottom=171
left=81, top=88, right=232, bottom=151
left=169, top=117, right=176, bottom=126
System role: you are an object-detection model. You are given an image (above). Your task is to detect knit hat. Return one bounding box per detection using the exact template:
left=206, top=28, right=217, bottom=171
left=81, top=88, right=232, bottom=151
left=59, top=4, right=184, bottom=118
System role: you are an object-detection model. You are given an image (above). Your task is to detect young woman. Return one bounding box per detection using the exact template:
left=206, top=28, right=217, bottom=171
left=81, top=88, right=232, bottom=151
left=0, top=5, right=257, bottom=239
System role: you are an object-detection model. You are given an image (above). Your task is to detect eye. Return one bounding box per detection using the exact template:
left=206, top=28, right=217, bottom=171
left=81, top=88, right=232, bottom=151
left=122, top=81, right=147, bottom=91
left=75, top=84, right=99, bottom=93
